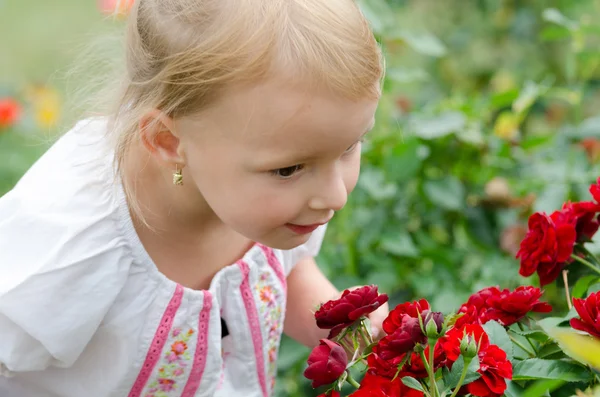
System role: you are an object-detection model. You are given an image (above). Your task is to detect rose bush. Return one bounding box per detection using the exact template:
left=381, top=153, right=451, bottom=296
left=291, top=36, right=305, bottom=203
left=303, top=178, right=600, bottom=397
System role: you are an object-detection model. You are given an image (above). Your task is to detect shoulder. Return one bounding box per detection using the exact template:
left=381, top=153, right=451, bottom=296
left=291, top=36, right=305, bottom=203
left=278, top=225, right=328, bottom=275
left=0, top=118, right=136, bottom=372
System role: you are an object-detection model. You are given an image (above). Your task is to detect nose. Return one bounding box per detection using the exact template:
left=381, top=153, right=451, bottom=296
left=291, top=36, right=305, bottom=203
left=308, top=169, right=349, bottom=212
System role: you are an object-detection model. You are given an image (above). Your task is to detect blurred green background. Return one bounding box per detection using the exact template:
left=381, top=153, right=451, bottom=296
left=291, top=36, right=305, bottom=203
left=3, top=0, right=600, bottom=396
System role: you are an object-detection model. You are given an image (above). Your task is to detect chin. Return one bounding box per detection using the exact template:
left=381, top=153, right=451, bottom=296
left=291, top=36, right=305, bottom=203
left=258, top=233, right=310, bottom=251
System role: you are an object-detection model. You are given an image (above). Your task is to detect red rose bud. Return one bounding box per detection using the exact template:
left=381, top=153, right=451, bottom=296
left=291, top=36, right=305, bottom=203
left=459, top=334, right=479, bottom=360
left=570, top=291, right=600, bottom=339
left=315, top=285, right=389, bottom=338
left=423, top=311, right=445, bottom=339
left=377, top=317, right=426, bottom=360
left=304, top=339, right=348, bottom=388
left=440, top=323, right=490, bottom=364
left=516, top=211, right=576, bottom=286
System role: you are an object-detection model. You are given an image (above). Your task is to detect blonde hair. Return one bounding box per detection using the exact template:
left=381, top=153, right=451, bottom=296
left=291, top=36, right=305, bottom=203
left=95, top=0, right=382, bottom=219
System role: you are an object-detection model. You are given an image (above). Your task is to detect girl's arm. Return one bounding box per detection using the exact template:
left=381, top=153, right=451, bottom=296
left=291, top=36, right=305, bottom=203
left=283, top=257, right=389, bottom=348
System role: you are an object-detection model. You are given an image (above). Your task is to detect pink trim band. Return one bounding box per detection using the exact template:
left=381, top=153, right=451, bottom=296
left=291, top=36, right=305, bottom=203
left=238, top=260, right=268, bottom=397
left=128, top=284, right=184, bottom=397
left=181, top=290, right=213, bottom=397
left=259, top=244, right=286, bottom=292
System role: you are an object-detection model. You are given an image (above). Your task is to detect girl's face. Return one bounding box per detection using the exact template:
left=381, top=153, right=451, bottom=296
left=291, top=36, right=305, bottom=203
left=176, top=78, right=379, bottom=250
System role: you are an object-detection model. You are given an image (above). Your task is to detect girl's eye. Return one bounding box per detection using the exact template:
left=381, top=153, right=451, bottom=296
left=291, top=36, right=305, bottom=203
left=345, top=139, right=364, bottom=153
left=272, top=164, right=304, bottom=179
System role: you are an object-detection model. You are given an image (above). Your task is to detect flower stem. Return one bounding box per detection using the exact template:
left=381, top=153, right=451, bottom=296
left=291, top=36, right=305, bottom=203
left=420, top=347, right=440, bottom=397
left=449, top=358, right=471, bottom=397
left=346, top=371, right=361, bottom=389
left=359, top=324, right=373, bottom=346
left=571, top=254, right=600, bottom=276
left=428, top=343, right=440, bottom=397
left=562, top=270, right=573, bottom=310
left=516, top=323, right=538, bottom=355
left=509, top=335, right=535, bottom=358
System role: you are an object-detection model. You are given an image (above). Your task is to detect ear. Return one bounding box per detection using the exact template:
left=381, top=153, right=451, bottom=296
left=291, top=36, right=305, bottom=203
left=139, top=110, right=186, bottom=167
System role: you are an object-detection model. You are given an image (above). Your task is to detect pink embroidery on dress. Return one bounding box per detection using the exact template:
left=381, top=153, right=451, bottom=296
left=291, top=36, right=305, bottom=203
left=258, top=244, right=286, bottom=292
left=181, top=290, right=213, bottom=397
left=144, top=327, right=194, bottom=396
left=238, top=260, right=269, bottom=397
left=128, top=284, right=184, bottom=397
left=255, top=270, right=284, bottom=393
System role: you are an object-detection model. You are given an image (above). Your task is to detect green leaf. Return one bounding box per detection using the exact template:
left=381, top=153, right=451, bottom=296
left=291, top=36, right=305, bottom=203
left=423, top=176, right=465, bottom=211
left=358, top=167, right=398, bottom=201
left=512, top=359, right=593, bottom=382
left=380, top=232, right=419, bottom=258
left=393, top=30, right=447, bottom=57
left=542, top=8, right=578, bottom=30
left=387, top=68, right=429, bottom=84
left=409, top=111, right=466, bottom=140
left=539, top=25, right=571, bottom=41
left=522, top=379, right=566, bottom=397
left=401, top=376, right=425, bottom=392
left=537, top=342, right=567, bottom=360
left=483, top=320, right=513, bottom=361
left=537, top=317, right=564, bottom=335
left=572, top=275, right=600, bottom=299
left=443, top=356, right=481, bottom=391
left=504, top=380, right=525, bottom=397
left=511, top=329, right=550, bottom=344
left=513, top=81, right=543, bottom=115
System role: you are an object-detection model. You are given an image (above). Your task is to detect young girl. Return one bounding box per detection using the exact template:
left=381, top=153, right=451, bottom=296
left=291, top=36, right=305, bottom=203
left=0, top=0, right=385, bottom=396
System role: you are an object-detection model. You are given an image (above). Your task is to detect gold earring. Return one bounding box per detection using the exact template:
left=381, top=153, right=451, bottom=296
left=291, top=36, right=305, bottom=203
left=173, top=164, right=183, bottom=186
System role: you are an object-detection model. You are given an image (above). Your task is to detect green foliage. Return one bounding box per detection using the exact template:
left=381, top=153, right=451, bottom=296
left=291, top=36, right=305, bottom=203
left=4, top=1, right=600, bottom=396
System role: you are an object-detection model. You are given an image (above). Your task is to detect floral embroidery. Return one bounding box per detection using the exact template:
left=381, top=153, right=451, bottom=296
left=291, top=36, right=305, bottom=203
left=144, top=327, right=195, bottom=397
left=255, top=271, right=284, bottom=392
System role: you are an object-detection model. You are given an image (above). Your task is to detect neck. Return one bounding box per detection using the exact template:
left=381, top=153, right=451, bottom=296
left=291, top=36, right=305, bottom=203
left=121, top=143, right=224, bottom=238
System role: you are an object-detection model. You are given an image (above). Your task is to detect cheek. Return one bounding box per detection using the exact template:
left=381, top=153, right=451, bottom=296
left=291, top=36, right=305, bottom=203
left=344, top=154, right=362, bottom=194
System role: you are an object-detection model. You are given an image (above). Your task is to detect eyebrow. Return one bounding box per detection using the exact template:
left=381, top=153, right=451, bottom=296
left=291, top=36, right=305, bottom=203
left=253, top=121, right=377, bottom=169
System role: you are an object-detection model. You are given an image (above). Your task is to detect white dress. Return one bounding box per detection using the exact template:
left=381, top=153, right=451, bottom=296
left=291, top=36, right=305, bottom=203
left=0, top=119, right=326, bottom=397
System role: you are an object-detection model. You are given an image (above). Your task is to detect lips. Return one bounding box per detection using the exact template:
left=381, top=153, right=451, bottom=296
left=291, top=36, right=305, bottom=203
left=285, top=221, right=329, bottom=235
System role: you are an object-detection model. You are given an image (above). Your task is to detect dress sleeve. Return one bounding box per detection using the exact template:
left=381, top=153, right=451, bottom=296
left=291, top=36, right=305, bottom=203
left=0, top=189, right=131, bottom=374
left=280, top=224, right=328, bottom=276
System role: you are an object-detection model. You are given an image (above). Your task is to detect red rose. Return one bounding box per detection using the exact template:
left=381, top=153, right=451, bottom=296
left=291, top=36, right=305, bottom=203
left=304, top=339, right=348, bottom=388
left=440, top=323, right=490, bottom=364
left=457, top=286, right=552, bottom=327
left=382, top=299, right=430, bottom=334
left=368, top=341, right=445, bottom=380
left=590, top=178, right=600, bottom=204
left=440, top=324, right=512, bottom=397
left=367, top=343, right=406, bottom=378
left=378, top=317, right=426, bottom=360
left=315, top=285, right=389, bottom=338
left=0, top=98, right=21, bottom=129
left=466, top=345, right=513, bottom=397
left=455, top=305, right=482, bottom=328
left=487, top=286, right=552, bottom=326
left=516, top=211, right=576, bottom=286
left=561, top=201, right=600, bottom=242
left=350, top=373, right=424, bottom=397
left=570, top=291, right=600, bottom=338
left=456, top=287, right=501, bottom=327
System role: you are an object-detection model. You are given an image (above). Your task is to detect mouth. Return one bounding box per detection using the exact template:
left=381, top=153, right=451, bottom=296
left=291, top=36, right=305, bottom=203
left=285, top=220, right=329, bottom=235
